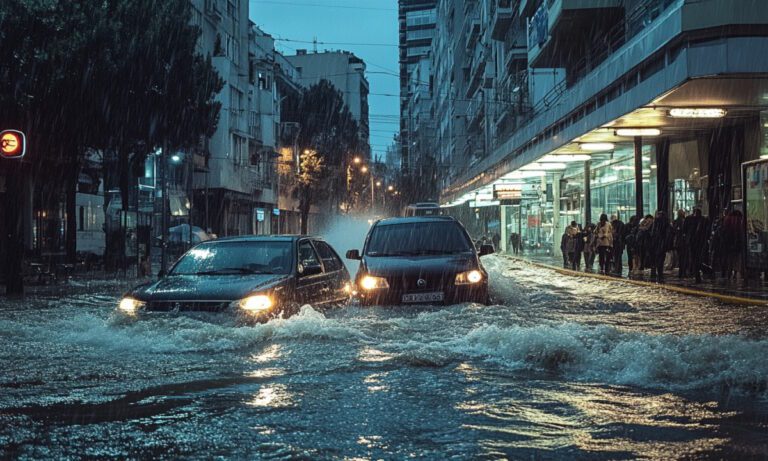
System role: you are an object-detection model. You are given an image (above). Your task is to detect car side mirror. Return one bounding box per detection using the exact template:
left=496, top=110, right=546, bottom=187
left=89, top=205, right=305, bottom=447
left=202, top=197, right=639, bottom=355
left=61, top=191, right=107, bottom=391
left=346, top=249, right=361, bottom=260
left=300, top=264, right=323, bottom=277
left=479, top=244, right=495, bottom=257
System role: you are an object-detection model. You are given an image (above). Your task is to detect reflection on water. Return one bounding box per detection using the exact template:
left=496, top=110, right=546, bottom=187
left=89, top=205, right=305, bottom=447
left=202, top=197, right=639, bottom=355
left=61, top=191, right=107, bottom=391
left=246, top=384, right=295, bottom=409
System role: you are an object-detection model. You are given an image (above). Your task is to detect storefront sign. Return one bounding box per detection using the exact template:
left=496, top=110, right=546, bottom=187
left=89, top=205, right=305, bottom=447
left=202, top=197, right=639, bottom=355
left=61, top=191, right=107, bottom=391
left=256, top=208, right=265, bottom=222
left=493, top=185, right=522, bottom=200
left=273, top=208, right=280, bottom=216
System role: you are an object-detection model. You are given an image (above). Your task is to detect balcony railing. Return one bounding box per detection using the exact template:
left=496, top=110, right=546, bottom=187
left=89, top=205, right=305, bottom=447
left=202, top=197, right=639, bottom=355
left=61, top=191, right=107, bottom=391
left=491, top=0, right=516, bottom=40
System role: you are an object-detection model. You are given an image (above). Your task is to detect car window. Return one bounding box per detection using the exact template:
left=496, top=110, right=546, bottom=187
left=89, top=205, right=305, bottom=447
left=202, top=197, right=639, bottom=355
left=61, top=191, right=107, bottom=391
left=314, top=240, right=342, bottom=272
left=298, top=241, right=322, bottom=270
left=171, top=241, right=292, bottom=275
left=365, top=222, right=473, bottom=256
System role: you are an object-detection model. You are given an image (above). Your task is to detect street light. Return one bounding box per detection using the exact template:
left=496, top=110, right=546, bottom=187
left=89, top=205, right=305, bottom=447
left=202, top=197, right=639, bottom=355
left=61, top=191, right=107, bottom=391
left=353, top=156, right=362, bottom=164
left=387, top=185, right=394, bottom=192
left=376, top=181, right=382, bottom=187
left=360, top=166, right=369, bottom=173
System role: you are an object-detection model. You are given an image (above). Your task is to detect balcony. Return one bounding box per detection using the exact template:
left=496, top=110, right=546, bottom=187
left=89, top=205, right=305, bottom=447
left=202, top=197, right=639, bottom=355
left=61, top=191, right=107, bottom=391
left=504, top=45, right=528, bottom=71
left=491, top=0, right=516, bottom=40
left=204, top=0, right=223, bottom=22
left=528, top=0, right=624, bottom=68
left=465, top=17, right=482, bottom=50
left=467, top=92, right=485, bottom=130
left=466, top=46, right=486, bottom=97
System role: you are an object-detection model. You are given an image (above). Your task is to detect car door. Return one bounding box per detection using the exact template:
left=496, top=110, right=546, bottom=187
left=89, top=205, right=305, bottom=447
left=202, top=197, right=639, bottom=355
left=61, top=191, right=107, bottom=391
left=312, top=239, right=348, bottom=303
left=295, top=239, right=328, bottom=306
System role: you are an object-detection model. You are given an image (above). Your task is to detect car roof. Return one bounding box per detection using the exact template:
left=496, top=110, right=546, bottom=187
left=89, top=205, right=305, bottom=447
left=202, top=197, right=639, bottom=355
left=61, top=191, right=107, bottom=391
left=406, top=202, right=440, bottom=208
left=203, top=234, right=323, bottom=243
left=375, top=216, right=457, bottom=226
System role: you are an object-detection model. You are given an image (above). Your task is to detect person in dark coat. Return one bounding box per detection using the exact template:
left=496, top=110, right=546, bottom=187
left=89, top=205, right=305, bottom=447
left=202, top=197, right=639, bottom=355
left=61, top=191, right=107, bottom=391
left=684, top=208, right=708, bottom=283
left=492, top=233, right=501, bottom=251
left=721, top=210, right=745, bottom=280
left=560, top=229, right=570, bottom=268
left=649, top=210, right=672, bottom=283
left=672, top=209, right=687, bottom=277
left=625, top=215, right=639, bottom=274
left=611, top=215, right=625, bottom=276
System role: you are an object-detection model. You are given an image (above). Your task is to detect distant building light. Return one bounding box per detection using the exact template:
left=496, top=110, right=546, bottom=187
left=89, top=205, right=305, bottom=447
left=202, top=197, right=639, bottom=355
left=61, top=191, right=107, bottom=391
left=615, top=128, right=661, bottom=137
left=669, top=108, right=726, bottom=118
left=580, top=142, right=615, bottom=152
left=171, top=154, right=181, bottom=163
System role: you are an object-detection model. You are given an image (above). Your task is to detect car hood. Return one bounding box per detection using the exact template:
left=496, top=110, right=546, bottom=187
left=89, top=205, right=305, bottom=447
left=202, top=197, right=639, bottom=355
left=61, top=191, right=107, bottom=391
left=362, top=254, right=477, bottom=277
left=132, top=274, right=291, bottom=301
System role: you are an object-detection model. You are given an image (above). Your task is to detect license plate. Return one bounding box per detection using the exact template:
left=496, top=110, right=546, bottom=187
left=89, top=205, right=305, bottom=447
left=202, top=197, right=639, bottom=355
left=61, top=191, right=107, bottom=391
left=402, top=292, right=444, bottom=303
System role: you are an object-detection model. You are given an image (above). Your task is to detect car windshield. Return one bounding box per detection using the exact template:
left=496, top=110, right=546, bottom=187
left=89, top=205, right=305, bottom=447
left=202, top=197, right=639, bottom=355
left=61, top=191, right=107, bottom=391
left=365, top=222, right=472, bottom=256
left=170, top=241, right=292, bottom=275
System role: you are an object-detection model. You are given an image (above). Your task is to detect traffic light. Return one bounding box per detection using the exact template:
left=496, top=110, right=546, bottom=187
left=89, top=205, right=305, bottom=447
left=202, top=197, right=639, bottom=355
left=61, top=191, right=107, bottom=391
left=0, top=130, right=26, bottom=159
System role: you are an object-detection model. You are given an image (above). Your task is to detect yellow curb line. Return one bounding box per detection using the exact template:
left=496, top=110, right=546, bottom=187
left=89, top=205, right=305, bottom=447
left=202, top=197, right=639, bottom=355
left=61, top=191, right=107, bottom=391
left=507, top=256, right=768, bottom=307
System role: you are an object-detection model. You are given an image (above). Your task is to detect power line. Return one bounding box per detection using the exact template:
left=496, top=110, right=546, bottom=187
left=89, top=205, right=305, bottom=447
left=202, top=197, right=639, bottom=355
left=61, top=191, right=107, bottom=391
left=275, top=38, right=397, bottom=48
left=250, top=0, right=396, bottom=12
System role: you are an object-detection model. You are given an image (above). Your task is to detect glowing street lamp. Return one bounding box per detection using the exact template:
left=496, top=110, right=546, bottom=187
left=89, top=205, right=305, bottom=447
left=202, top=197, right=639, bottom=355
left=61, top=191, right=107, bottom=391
left=353, top=156, right=362, bottom=164
left=387, top=185, right=394, bottom=192
left=361, top=166, right=369, bottom=173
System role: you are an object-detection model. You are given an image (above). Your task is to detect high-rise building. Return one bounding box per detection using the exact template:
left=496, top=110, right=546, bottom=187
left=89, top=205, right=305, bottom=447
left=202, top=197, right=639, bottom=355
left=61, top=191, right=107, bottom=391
left=427, top=0, right=768, bottom=266
left=398, top=0, right=437, bottom=174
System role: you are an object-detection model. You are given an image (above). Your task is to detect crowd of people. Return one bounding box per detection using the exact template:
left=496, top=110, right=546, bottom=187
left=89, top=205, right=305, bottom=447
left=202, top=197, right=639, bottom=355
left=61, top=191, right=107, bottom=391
left=558, top=208, right=749, bottom=284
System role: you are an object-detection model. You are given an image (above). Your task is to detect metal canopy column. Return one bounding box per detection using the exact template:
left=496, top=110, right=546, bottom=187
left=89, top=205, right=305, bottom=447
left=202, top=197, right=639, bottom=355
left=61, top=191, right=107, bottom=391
left=634, top=137, right=644, bottom=218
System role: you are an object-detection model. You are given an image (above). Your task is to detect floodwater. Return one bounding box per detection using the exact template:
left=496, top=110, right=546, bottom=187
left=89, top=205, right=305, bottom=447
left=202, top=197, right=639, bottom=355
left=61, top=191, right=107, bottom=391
left=1, top=256, right=768, bottom=459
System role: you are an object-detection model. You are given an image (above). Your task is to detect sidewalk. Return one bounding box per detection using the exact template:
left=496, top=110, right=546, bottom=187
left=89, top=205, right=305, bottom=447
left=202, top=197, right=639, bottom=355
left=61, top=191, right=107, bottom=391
left=504, top=251, right=768, bottom=306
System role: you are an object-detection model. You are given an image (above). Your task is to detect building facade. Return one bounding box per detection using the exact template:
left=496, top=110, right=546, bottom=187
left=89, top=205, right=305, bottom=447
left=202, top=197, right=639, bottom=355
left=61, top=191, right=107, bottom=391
left=414, top=0, right=768, bottom=265
left=398, top=0, right=437, bottom=176
left=284, top=50, right=371, bottom=156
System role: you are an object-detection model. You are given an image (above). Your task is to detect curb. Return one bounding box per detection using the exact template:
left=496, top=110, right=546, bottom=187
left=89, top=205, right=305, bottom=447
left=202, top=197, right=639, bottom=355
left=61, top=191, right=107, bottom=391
left=506, top=256, right=768, bottom=307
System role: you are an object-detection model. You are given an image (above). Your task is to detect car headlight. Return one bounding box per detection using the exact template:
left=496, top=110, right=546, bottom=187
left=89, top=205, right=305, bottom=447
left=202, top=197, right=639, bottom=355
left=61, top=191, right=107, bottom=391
left=455, top=270, right=483, bottom=285
left=359, top=275, right=389, bottom=290
left=239, top=294, right=274, bottom=313
left=118, top=297, right=145, bottom=314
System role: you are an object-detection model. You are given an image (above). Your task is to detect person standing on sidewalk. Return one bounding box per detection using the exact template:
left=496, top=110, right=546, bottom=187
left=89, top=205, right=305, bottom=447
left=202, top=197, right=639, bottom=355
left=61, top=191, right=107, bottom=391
left=560, top=228, right=571, bottom=268
left=649, top=210, right=672, bottom=283
left=611, top=215, right=625, bottom=276
left=583, top=224, right=597, bottom=272
left=492, top=233, right=501, bottom=252
left=684, top=208, right=708, bottom=283
left=721, top=209, right=745, bottom=281
left=565, top=221, right=581, bottom=270
left=625, top=215, right=639, bottom=275
left=596, top=214, right=614, bottom=275
left=636, top=214, right=655, bottom=274
left=673, top=209, right=688, bottom=278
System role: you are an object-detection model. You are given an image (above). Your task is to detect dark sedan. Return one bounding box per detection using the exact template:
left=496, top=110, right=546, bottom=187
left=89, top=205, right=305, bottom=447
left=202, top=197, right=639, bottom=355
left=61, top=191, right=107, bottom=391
left=346, top=216, right=493, bottom=306
left=118, top=235, right=351, bottom=322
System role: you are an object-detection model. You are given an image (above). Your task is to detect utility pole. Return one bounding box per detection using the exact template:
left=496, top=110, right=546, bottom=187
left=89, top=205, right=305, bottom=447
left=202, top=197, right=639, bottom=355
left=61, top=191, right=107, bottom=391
left=160, top=140, right=169, bottom=275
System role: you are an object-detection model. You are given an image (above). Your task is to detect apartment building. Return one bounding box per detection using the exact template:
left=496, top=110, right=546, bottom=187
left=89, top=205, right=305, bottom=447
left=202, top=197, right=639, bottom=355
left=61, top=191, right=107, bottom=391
left=284, top=50, right=371, bottom=156
left=422, top=0, right=768, bottom=268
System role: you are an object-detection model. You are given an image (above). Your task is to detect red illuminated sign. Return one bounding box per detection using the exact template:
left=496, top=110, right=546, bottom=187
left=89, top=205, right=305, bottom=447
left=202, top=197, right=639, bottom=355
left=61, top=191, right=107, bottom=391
left=0, top=130, right=26, bottom=159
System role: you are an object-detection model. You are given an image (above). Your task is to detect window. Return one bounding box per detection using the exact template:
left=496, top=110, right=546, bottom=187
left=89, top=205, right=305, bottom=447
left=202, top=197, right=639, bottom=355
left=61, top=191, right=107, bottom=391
left=313, top=241, right=342, bottom=272
left=298, top=241, right=321, bottom=269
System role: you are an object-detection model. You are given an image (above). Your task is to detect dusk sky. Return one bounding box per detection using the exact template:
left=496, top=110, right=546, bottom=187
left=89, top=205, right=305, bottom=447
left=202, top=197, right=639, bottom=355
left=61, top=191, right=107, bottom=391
left=249, top=0, right=400, bottom=161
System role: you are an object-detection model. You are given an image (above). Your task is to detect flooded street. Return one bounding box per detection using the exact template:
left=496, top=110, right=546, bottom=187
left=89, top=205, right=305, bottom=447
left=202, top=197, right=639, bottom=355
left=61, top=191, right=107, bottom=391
left=2, top=256, right=768, bottom=459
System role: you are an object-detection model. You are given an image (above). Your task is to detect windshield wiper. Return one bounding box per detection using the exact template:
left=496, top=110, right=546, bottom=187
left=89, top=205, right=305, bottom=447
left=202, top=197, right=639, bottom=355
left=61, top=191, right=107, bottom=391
left=195, top=267, right=269, bottom=275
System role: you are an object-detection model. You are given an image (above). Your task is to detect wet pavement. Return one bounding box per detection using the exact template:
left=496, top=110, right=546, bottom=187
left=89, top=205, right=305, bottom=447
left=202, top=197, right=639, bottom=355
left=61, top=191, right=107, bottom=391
left=516, top=252, right=768, bottom=302
left=1, top=256, right=768, bottom=459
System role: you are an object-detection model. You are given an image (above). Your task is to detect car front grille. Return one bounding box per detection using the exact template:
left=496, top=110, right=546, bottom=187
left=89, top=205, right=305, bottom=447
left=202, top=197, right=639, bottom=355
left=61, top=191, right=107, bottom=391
left=388, top=274, right=452, bottom=292
left=145, top=301, right=231, bottom=313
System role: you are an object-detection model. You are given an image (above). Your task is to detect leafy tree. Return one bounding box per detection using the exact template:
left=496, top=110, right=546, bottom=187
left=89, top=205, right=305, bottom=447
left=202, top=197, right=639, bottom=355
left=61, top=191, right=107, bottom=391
left=296, top=150, right=324, bottom=234
left=281, top=80, right=362, bottom=231
left=0, top=0, right=222, bottom=293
